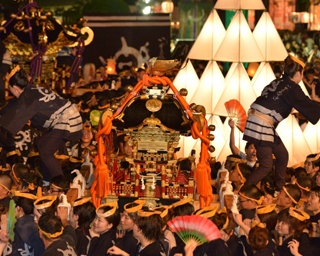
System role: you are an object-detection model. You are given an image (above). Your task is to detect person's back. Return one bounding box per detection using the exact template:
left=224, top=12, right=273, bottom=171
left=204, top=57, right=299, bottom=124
left=243, top=55, right=320, bottom=193
left=0, top=66, right=83, bottom=182
left=42, top=228, right=76, bottom=256
left=38, top=212, right=77, bottom=256
left=10, top=192, right=44, bottom=256
left=1, top=81, right=69, bottom=136
left=133, top=210, right=168, bottom=256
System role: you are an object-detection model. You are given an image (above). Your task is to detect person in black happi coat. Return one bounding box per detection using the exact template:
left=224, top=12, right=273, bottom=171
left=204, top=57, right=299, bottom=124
left=0, top=66, right=83, bottom=182
left=38, top=209, right=77, bottom=256
left=243, top=55, right=320, bottom=192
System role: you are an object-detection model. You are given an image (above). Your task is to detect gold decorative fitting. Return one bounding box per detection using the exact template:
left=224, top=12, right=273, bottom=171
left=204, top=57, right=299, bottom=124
left=145, top=99, right=162, bottom=112
left=7, top=65, right=21, bottom=80
left=143, top=115, right=161, bottom=126
left=148, top=58, right=180, bottom=76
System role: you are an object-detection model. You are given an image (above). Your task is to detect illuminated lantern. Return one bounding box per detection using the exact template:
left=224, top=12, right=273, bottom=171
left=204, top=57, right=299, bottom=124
left=247, top=62, right=259, bottom=77
left=106, top=58, right=117, bottom=75
left=161, top=0, right=174, bottom=14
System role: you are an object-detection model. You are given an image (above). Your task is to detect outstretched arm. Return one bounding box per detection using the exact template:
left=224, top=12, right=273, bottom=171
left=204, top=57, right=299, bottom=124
left=228, top=119, right=240, bottom=155
left=232, top=212, right=251, bottom=236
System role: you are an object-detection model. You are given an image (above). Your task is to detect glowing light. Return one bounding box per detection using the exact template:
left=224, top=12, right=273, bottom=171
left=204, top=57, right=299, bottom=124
left=142, top=6, right=152, bottom=15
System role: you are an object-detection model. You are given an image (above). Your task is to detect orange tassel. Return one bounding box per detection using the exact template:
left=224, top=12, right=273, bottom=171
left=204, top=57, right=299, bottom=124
left=195, top=163, right=210, bottom=195
left=97, top=164, right=109, bottom=197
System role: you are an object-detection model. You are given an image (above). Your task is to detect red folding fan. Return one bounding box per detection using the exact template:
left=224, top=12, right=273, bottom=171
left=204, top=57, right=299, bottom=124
left=224, top=99, right=247, bottom=132
left=167, top=215, right=221, bottom=246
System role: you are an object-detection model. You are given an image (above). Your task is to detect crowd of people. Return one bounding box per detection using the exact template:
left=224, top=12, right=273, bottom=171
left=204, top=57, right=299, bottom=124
left=1, top=28, right=320, bottom=255
left=280, top=30, right=320, bottom=102
left=1, top=154, right=320, bottom=256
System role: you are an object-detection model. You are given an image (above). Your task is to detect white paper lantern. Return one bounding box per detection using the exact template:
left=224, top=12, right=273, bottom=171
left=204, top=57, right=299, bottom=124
left=161, top=0, right=174, bottom=14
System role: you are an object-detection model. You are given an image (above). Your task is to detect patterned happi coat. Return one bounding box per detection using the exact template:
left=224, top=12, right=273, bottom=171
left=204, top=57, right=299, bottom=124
left=244, top=74, right=320, bottom=146
left=0, top=84, right=82, bottom=140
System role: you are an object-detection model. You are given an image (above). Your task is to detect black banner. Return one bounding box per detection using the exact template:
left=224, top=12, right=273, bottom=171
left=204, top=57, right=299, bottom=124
left=83, top=14, right=171, bottom=72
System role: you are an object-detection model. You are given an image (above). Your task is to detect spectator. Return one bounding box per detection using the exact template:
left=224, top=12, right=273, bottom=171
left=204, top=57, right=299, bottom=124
left=276, top=184, right=301, bottom=219
left=228, top=119, right=257, bottom=169
left=38, top=208, right=77, bottom=256
left=70, top=197, right=96, bottom=256
left=276, top=207, right=313, bottom=256
left=10, top=191, right=44, bottom=255
left=87, top=201, right=120, bottom=256
left=306, top=186, right=320, bottom=237
left=107, top=200, right=143, bottom=256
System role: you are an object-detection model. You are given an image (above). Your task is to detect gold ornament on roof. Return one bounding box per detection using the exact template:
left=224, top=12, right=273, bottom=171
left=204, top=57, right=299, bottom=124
left=7, top=65, right=21, bottom=80
left=1, top=1, right=94, bottom=60
left=147, top=57, right=180, bottom=76
left=145, top=99, right=162, bottom=112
